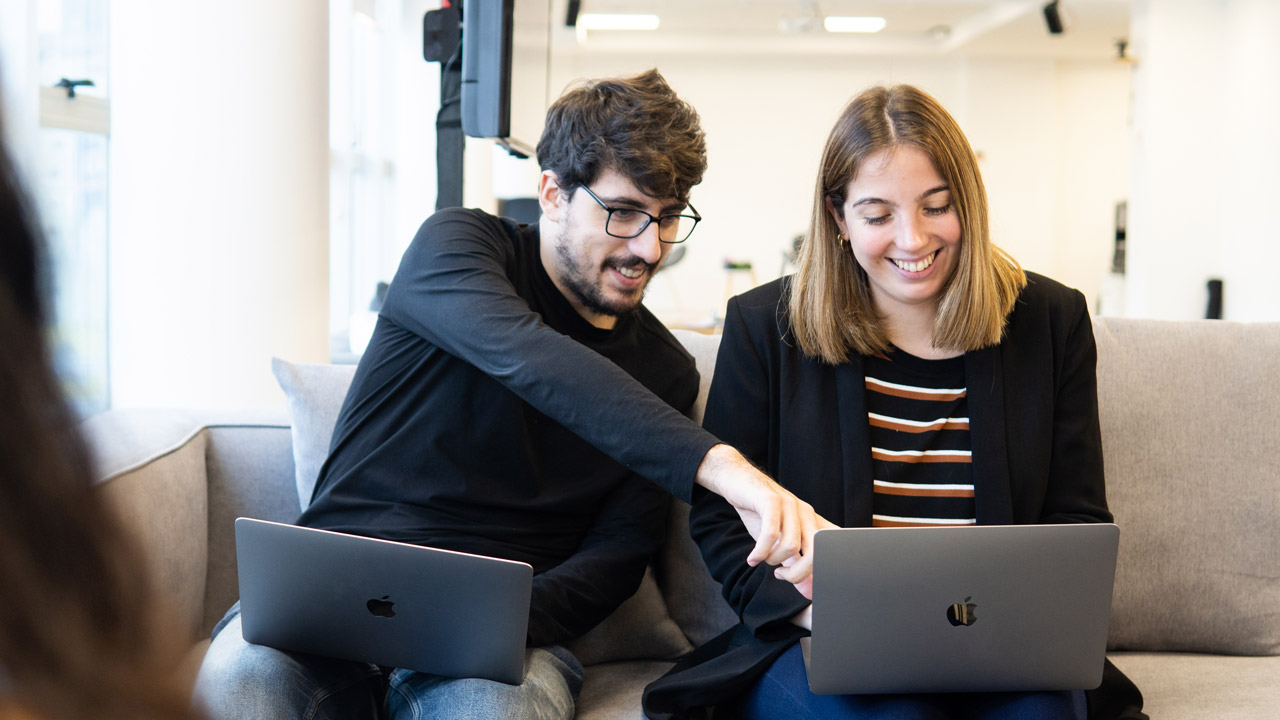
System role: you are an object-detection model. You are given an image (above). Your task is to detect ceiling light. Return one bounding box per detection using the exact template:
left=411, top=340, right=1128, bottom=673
left=576, top=13, right=660, bottom=31
left=824, top=16, right=887, bottom=33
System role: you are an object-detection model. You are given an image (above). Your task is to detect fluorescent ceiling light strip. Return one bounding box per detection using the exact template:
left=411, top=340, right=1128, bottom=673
left=577, top=13, right=660, bottom=31
left=824, top=16, right=887, bottom=33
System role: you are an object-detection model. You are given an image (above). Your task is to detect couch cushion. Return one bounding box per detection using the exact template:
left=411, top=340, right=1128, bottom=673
left=668, top=329, right=719, bottom=425
left=1106, top=651, right=1280, bottom=720
left=202, top=424, right=303, bottom=634
left=575, top=659, right=675, bottom=720
left=272, top=358, right=693, bottom=665
left=92, top=419, right=211, bottom=644
left=1094, top=318, right=1280, bottom=655
left=662, top=330, right=742, bottom=647
left=271, top=357, right=358, bottom=508
left=658, top=500, right=740, bottom=649
left=567, top=566, right=692, bottom=666
left=85, top=409, right=296, bottom=643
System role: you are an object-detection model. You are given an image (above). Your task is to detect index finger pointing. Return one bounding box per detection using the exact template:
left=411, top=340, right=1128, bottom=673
left=745, top=498, right=780, bottom=567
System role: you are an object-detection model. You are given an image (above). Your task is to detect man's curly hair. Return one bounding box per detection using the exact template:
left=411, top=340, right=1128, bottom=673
left=536, top=69, right=706, bottom=203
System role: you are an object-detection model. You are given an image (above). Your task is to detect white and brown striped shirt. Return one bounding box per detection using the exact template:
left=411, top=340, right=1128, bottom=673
left=864, top=349, right=975, bottom=527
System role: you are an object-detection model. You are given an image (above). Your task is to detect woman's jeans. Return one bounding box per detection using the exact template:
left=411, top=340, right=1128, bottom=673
left=739, top=643, right=1087, bottom=720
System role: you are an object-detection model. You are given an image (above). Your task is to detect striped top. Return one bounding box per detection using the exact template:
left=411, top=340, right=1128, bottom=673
left=864, top=349, right=975, bottom=527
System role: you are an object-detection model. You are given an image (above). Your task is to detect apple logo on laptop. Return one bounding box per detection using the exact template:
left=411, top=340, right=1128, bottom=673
left=367, top=595, right=397, bottom=619
left=946, top=596, right=977, bottom=626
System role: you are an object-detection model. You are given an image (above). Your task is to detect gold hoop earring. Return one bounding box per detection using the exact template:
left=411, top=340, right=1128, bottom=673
left=836, top=232, right=848, bottom=244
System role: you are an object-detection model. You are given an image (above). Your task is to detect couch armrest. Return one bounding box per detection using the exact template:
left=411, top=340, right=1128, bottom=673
left=83, top=407, right=295, bottom=642
left=83, top=408, right=216, bottom=644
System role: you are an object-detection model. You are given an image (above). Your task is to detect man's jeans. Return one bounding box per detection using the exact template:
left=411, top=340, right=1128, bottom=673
left=193, top=603, right=584, bottom=720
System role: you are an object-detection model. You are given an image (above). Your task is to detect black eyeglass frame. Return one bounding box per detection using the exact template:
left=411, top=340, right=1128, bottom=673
left=578, top=185, right=702, bottom=244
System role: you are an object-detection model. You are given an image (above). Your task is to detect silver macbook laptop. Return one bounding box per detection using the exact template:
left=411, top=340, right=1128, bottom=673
left=801, top=523, right=1118, bottom=695
left=235, top=517, right=533, bottom=684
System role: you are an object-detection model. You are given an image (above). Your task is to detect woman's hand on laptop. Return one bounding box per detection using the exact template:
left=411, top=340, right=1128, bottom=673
left=695, top=444, right=833, bottom=583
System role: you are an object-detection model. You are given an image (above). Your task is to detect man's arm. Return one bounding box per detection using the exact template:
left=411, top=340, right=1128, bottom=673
left=694, top=444, right=817, bottom=582
left=690, top=293, right=844, bottom=633
left=386, top=209, right=819, bottom=577
left=525, top=476, right=668, bottom=648
left=384, top=209, right=716, bottom=501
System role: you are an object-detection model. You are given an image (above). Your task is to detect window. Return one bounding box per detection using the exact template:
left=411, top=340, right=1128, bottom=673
left=32, top=0, right=111, bottom=415
left=329, top=0, right=439, bottom=362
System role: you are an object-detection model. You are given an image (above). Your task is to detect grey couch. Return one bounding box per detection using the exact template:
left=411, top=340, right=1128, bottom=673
left=86, top=318, right=1280, bottom=719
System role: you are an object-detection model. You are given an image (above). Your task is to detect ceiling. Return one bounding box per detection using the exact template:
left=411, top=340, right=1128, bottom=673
left=552, top=0, right=1133, bottom=61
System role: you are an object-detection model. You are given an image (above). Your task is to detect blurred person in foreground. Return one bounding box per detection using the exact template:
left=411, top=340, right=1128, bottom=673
left=0, top=105, right=200, bottom=719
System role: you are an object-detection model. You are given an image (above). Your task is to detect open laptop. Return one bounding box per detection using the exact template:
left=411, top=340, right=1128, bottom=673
left=801, top=523, right=1118, bottom=695
left=235, top=517, right=533, bottom=684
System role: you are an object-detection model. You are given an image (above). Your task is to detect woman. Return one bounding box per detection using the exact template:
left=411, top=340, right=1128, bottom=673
left=643, top=85, right=1145, bottom=719
left=0, top=110, right=200, bottom=719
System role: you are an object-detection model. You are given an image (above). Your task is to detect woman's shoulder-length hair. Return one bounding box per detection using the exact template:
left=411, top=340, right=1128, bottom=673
left=788, top=84, right=1026, bottom=364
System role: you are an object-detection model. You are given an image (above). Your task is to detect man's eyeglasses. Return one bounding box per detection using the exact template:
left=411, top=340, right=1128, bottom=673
left=579, top=185, right=701, bottom=244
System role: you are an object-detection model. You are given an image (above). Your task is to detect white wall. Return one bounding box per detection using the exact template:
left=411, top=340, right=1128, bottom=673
left=548, top=52, right=1132, bottom=324
left=392, top=0, right=442, bottom=259
left=1221, top=1, right=1280, bottom=322
left=109, top=1, right=329, bottom=408
left=98, top=9, right=1138, bottom=412
left=1054, top=61, right=1132, bottom=312
left=1128, top=0, right=1280, bottom=321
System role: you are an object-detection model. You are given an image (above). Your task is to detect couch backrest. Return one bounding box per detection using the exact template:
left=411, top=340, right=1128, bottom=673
left=1094, top=318, right=1280, bottom=655
left=87, top=319, right=1280, bottom=658
left=86, top=408, right=297, bottom=639
left=200, top=424, right=301, bottom=632
left=666, top=320, right=1280, bottom=657
left=661, top=331, right=740, bottom=646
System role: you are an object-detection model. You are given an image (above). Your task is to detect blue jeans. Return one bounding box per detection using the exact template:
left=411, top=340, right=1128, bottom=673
left=193, top=603, right=583, bottom=720
left=383, top=645, right=581, bottom=720
left=740, top=644, right=1087, bottom=720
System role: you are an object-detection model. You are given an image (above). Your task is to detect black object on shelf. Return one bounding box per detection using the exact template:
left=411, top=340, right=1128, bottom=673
left=1111, top=201, right=1127, bottom=275
left=55, top=78, right=95, bottom=98
left=1206, top=279, right=1223, bottom=320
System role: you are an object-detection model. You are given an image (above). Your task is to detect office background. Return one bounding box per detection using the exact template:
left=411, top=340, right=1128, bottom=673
left=1, top=0, right=1276, bottom=412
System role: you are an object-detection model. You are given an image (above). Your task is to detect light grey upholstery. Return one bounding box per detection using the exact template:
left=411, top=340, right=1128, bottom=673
left=1094, top=318, right=1280, bottom=656
left=1108, top=652, right=1280, bottom=720
left=85, top=320, right=1280, bottom=718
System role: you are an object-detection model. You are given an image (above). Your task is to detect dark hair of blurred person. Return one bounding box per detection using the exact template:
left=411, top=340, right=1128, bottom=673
left=0, top=107, right=199, bottom=719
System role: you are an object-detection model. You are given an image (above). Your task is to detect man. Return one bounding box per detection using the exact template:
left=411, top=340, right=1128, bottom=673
left=195, top=69, right=818, bottom=720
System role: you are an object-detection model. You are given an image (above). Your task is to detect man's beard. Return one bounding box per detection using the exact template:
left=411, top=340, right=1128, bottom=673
left=553, top=224, right=657, bottom=320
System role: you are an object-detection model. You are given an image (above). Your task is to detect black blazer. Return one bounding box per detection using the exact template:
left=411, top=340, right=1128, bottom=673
left=643, top=272, right=1145, bottom=720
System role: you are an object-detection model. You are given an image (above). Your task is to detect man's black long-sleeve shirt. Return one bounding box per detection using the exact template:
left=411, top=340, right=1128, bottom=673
left=298, top=208, right=719, bottom=646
